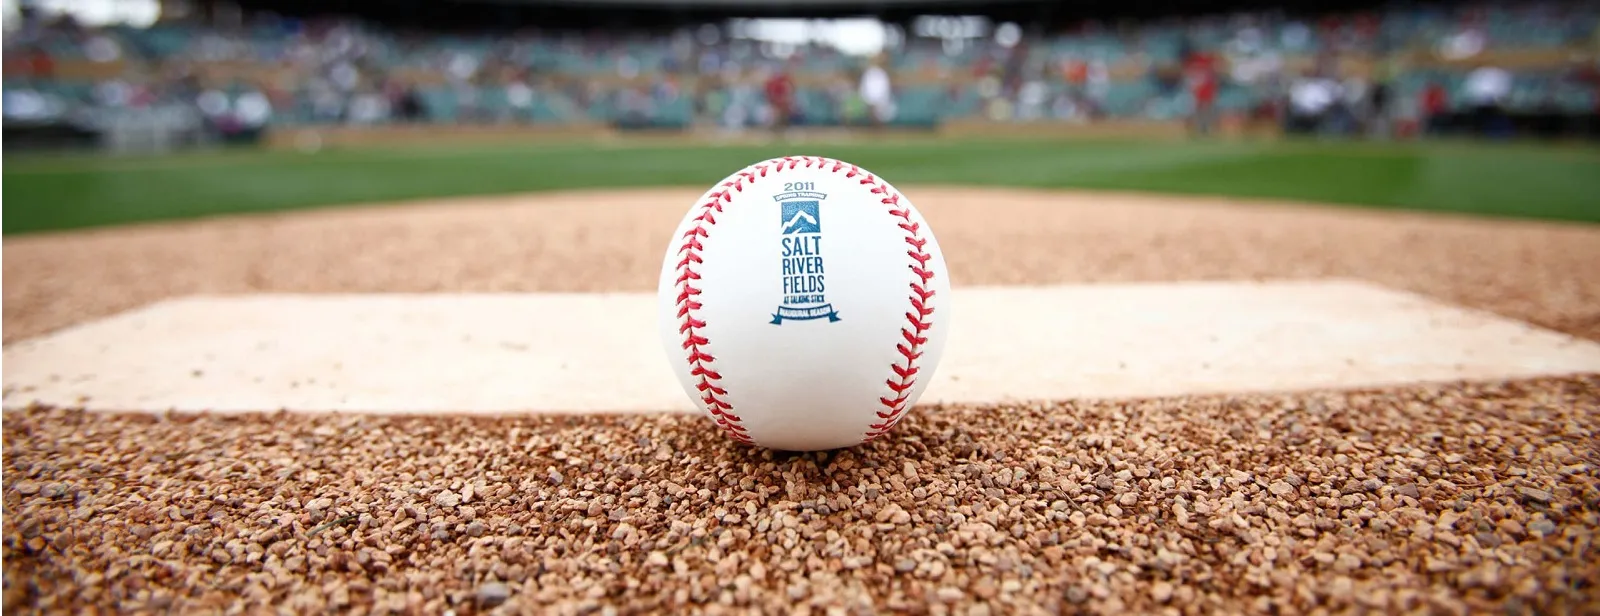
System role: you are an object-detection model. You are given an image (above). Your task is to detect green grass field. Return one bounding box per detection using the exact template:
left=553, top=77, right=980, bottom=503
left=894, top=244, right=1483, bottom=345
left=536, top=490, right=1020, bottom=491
left=5, top=136, right=1598, bottom=235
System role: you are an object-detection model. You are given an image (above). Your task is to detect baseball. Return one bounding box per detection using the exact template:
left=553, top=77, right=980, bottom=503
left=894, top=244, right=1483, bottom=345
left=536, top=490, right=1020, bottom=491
left=656, top=155, right=951, bottom=451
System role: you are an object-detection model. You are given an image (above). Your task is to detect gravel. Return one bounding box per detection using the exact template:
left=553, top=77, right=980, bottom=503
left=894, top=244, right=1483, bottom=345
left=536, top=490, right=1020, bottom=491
left=4, top=377, right=1598, bottom=614
left=4, top=188, right=1599, bottom=613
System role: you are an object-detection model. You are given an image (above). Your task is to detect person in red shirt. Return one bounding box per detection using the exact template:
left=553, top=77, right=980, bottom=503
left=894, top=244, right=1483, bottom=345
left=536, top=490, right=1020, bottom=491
left=1063, top=57, right=1088, bottom=99
left=1184, top=50, right=1219, bottom=136
left=764, top=59, right=797, bottom=136
left=28, top=46, right=54, bottom=79
left=1569, top=63, right=1600, bottom=116
left=1421, top=80, right=1448, bottom=135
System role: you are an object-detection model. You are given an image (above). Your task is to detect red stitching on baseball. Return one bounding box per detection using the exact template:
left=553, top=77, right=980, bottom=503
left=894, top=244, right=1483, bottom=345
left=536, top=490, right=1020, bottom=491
left=863, top=170, right=932, bottom=442
left=674, top=156, right=932, bottom=445
left=676, top=174, right=758, bottom=443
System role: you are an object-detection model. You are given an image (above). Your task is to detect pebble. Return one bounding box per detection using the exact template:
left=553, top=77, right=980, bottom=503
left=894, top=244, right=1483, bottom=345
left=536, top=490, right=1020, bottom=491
left=477, top=582, right=510, bottom=607
left=1518, top=487, right=1553, bottom=504
left=1528, top=519, right=1556, bottom=537
left=1329, top=576, right=1354, bottom=600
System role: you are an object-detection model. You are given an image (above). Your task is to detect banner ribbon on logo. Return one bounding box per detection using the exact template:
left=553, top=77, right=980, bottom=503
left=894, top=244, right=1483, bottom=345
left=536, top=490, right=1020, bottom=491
left=770, top=304, right=841, bottom=324
left=772, top=191, right=828, bottom=202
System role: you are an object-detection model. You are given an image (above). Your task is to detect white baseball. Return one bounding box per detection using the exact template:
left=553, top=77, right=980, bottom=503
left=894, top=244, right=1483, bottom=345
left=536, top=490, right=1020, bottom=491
left=656, top=156, right=951, bottom=451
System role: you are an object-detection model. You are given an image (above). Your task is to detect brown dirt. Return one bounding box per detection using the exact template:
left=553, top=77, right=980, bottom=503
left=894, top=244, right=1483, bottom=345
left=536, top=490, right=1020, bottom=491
left=4, top=187, right=1600, bottom=614
left=6, top=187, right=1600, bottom=345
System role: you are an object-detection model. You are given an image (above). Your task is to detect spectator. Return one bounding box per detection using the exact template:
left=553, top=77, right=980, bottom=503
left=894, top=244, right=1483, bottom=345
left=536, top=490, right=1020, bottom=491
left=1183, top=49, right=1220, bottom=136
left=1367, top=77, right=1392, bottom=137
left=1287, top=70, right=1339, bottom=135
left=236, top=88, right=274, bottom=130
left=763, top=59, right=797, bottom=135
left=1332, top=72, right=1368, bottom=135
left=1061, top=55, right=1087, bottom=100
left=1421, top=79, right=1450, bottom=134
left=506, top=80, right=534, bottom=122
left=1368, top=54, right=1400, bottom=138
left=1463, top=62, right=1513, bottom=137
left=859, top=57, right=894, bottom=128
left=1085, top=57, right=1110, bottom=118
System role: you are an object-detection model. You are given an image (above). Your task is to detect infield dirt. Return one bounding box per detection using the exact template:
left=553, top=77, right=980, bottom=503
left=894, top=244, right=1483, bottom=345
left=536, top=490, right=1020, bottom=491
left=6, top=187, right=1600, bottom=345
left=4, top=187, right=1599, bottom=614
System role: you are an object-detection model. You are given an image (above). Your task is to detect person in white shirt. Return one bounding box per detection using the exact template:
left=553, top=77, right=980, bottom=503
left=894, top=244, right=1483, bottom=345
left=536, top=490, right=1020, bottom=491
left=859, top=59, right=894, bottom=127
left=1463, top=63, right=1512, bottom=137
left=1464, top=65, right=1512, bottom=107
left=1286, top=71, right=1339, bottom=134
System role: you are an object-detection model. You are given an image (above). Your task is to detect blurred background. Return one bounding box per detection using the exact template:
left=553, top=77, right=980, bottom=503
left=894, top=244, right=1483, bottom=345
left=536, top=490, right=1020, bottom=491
left=5, top=0, right=1599, bottom=154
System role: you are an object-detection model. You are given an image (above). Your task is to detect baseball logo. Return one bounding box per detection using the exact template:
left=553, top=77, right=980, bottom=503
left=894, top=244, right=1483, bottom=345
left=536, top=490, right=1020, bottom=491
left=657, top=156, right=952, bottom=451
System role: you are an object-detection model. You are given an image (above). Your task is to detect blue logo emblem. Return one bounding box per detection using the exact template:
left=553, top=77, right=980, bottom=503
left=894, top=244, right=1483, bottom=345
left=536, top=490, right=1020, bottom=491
left=772, top=189, right=839, bottom=324
left=781, top=201, right=822, bottom=235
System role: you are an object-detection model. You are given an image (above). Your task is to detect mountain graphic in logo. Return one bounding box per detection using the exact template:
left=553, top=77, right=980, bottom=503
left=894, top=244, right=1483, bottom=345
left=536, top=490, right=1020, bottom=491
left=783, top=210, right=818, bottom=234
left=780, top=201, right=821, bottom=234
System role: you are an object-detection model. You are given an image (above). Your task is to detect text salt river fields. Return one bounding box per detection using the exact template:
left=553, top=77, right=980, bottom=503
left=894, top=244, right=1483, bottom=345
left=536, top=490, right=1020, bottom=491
left=782, top=235, right=826, bottom=303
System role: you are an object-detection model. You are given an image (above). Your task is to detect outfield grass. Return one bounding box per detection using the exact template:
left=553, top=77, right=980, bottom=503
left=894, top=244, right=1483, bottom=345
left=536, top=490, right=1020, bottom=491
left=5, top=136, right=1598, bottom=235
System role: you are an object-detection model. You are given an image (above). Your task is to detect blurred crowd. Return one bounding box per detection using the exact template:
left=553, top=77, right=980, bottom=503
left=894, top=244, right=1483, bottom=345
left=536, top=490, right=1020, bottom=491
left=5, top=0, right=1600, bottom=139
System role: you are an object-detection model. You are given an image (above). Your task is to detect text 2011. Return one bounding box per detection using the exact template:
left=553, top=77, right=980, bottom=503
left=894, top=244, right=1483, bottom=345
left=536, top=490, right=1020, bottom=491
left=783, top=182, right=815, bottom=192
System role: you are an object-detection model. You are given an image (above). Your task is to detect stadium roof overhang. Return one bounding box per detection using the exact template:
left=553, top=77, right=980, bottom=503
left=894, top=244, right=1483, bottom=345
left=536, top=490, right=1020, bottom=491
left=224, top=0, right=1386, bottom=29
left=465, top=0, right=1050, bottom=5
left=444, top=0, right=1059, bottom=13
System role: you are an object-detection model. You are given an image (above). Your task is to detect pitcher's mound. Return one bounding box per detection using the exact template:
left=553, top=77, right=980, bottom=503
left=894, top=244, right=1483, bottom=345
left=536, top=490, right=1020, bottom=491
left=5, top=280, right=1598, bottom=415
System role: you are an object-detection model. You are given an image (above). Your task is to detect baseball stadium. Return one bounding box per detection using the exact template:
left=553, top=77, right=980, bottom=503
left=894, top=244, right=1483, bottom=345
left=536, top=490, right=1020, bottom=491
left=4, top=0, right=1600, bottom=612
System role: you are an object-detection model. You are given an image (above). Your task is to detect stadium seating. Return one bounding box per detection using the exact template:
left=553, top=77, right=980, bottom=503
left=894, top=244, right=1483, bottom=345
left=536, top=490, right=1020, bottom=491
left=5, top=0, right=1597, bottom=132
